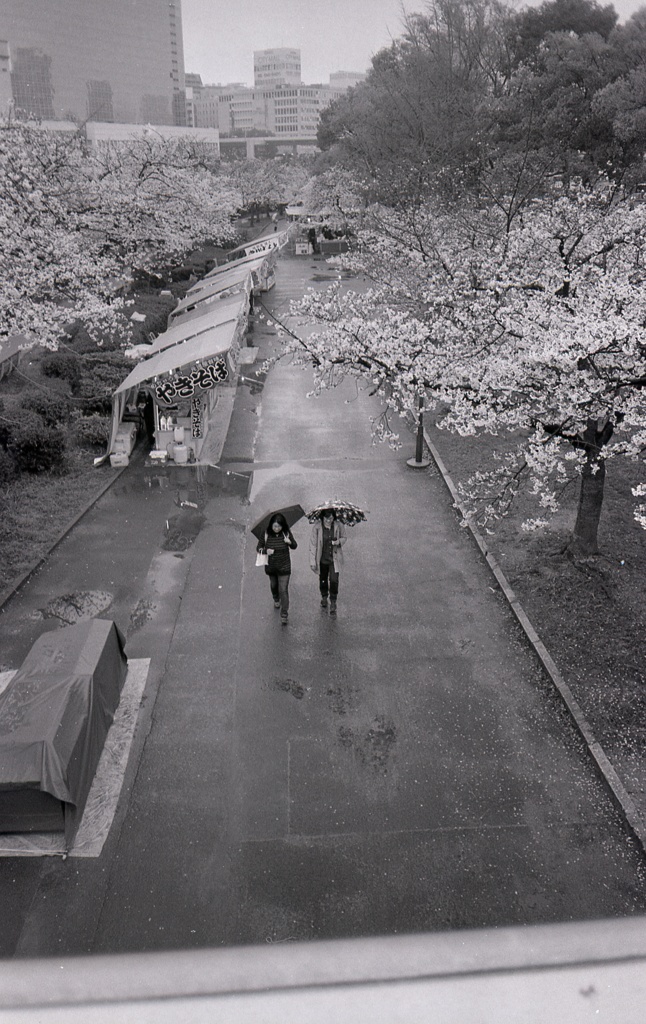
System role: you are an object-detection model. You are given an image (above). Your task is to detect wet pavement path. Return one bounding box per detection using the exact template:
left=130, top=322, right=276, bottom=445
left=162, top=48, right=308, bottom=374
left=1, top=255, right=646, bottom=957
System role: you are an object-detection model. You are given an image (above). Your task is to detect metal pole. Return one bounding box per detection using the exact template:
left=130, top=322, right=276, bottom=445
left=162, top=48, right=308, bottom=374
left=407, top=394, right=431, bottom=468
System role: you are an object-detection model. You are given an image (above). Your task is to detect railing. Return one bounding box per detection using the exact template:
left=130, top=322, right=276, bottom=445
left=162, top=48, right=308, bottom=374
left=1, top=915, right=645, bottom=1021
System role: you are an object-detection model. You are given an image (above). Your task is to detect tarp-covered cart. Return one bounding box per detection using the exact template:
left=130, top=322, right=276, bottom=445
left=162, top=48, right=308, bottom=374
left=0, top=620, right=128, bottom=848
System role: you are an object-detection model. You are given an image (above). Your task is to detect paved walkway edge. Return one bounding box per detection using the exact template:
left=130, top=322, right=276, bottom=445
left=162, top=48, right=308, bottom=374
left=422, top=425, right=646, bottom=855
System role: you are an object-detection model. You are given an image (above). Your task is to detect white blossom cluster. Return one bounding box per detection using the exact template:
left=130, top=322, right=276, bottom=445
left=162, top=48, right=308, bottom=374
left=289, top=178, right=646, bottom=531
left=0, top=120, right=240, bottom=349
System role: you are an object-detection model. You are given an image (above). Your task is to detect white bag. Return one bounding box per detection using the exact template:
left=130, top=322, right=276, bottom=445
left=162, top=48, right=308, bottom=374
left=256, top=551, right=268, bottom=567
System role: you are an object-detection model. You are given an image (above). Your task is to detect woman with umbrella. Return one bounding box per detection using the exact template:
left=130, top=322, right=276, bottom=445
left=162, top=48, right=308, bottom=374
left=253, top=507, right=302, bottom=624
left=307, top=500, right=366, bottom=616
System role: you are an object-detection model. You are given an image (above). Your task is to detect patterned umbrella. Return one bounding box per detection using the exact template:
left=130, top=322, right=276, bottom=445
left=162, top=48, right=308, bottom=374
left=306, top=500, right=368, bottom=526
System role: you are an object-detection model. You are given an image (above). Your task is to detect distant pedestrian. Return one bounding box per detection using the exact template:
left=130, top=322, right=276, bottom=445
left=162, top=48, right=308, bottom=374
left=309, top=510, right=346, bottom=615
left=257, top=513, right=297, bottom=623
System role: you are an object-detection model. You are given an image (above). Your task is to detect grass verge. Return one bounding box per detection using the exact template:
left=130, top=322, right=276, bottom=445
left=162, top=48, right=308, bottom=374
left=426, top=418, right=646, bottom=810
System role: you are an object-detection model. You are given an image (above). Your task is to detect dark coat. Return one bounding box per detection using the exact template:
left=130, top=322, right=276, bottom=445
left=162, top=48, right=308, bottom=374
left=257, top=531, right=297, bottom=575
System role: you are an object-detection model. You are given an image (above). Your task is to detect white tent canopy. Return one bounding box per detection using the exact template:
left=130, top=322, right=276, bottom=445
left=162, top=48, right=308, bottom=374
left=221, top=231, right=286, bottom=263
left=204, top=245, right=283, bottom=283
left=184, top=270, right=252, bottom=301
left=158, top=291, right=248, bottom=346
left=184, top=266, right=252, bottom=300
left=115, top=320, right=237, bottom=396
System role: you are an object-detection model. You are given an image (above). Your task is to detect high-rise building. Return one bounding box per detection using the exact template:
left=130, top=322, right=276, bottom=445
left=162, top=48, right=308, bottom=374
left=0, top=41, right=11, bottom=114
left=0, top=0, right=186, bottom=125
left=253, top=48, right=301, bottom=88
left=185, top=72, right=203, bottom=127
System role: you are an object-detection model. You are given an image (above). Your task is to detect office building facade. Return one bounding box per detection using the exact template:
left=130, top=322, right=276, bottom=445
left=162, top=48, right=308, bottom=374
left=191, top=50, right=361, bottom=145
left=0, top=0, right=186, bottom=125
left=253, top=48, right=301, bottom=88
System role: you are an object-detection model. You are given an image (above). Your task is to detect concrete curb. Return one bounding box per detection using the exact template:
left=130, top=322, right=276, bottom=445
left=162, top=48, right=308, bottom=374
left=420, top=424, right=646, bottom=855
left=0, top=453, right=136, bottom=615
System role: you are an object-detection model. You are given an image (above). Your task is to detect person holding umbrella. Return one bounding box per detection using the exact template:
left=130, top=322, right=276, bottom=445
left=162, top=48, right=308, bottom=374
left=309, top=509, right=347, bottom=615
left=253, top=507, right=303, bottom=624
left=307, top=500, right=366, bottom=616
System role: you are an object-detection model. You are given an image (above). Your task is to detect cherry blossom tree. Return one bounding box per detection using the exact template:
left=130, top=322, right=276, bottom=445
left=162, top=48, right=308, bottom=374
left=289, top=180, right=646, bottom=554
left=87, top=129, right=240, bottom=275
left=0, top=119, right=240, bottom=348
left=0, top=119, right=126, bottom=346
left=292, top=168, right=365, bottom=233
left=224, top=158, right=310, bottom=224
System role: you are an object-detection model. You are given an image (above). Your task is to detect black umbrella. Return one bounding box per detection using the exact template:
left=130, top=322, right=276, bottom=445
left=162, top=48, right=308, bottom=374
left=251, top=503, right=306, bottom=540
left=306, top=499, right=368, bottom=526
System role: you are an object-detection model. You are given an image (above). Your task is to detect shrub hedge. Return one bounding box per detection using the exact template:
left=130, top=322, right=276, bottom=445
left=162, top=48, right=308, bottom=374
left=73, top=414, right=111, bottom=449
left=19, top=389, right=73, bottom=426
left=41, top=352, right=82, bottom=394
left=7, top=414, right=67, bottom=473
left=78, top=352, right=133, bottom=414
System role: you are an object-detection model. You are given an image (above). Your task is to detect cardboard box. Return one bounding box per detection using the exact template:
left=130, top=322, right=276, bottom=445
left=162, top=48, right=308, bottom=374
left=109, top=452, right=129, bottom=468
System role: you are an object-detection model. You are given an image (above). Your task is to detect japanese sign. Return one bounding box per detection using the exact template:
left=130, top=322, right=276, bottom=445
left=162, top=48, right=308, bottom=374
left=154, top=358, right=228, bottom=406
left=191, top=396, right=203, bottom=438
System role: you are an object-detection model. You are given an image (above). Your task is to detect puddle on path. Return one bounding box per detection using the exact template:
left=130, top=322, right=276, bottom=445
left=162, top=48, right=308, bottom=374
left=162, top=508, right=205, bottom=552
left=125, top=463, right=252, bottom=504
left=309, top=271, right=355, bottom=282
left=34, top=590, right=113, bottom=625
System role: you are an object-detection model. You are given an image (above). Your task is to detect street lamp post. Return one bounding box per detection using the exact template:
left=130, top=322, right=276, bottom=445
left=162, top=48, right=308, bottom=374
left=406, top=394, right=431, bottom=469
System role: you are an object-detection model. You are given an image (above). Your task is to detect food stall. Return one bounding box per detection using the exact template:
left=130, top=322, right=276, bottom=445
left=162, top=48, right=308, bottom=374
left=222, top=230, right=287, bottom=263
left=105, top=312, right=244, bottom=466
left=168, top=272, right=252, bottom=329
left=204, top=237, right=290, bottom=294
left=206, top=251, right=276, bottom=294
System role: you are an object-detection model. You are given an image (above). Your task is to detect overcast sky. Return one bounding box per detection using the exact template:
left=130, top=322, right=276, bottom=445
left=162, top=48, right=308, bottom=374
left=181, top=0, right=646, bottom=86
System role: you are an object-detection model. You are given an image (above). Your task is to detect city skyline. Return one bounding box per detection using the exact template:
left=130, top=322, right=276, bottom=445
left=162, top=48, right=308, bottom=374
left=182, top=0, right=646, bottom=86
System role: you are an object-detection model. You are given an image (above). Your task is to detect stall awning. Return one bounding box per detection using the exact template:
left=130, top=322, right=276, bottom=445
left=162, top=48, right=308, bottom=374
left=204, top=249, right=277, bottom=281
left=171, top=282, right=249, bottom=325
left=222, top=231, right=286, bottom=262
left=114, top=318, right=239, bottom=396
left=157, top=292, right=247, bottom=349
left=186, top=266, right=252, bottom=298
left=131, top=294, right=245, bottom=359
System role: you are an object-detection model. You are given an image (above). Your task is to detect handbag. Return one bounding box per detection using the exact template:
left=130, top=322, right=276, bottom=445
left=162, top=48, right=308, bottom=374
left=256, top=551, right=269, bottom=567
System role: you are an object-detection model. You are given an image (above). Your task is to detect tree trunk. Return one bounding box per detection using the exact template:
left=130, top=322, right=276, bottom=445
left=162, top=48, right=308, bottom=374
left=569, top=453, right=605, bottom=557
left=567, top=417, right=613, bottom=558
